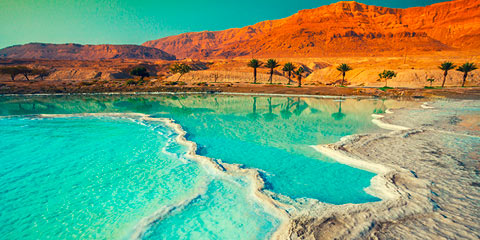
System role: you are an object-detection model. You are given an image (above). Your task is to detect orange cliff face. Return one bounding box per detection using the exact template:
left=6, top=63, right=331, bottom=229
left=142, top=0, right=480, bottom=59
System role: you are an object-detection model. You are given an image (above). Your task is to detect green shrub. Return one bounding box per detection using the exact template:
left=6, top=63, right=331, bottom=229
left=169, top=63, right=192, bottom=81
left=196, top=82, right=208, bottom=86
left=378, top=86, right=393, bottom=91
left=164, top=81, right=178, bottom=86
left=126, top=79, right=137, bottom=85
left=80, top=81, right=93, bottom=86
left=137, top=79, right=146, bottom=85
left=130, top=67, right=149, bottom=80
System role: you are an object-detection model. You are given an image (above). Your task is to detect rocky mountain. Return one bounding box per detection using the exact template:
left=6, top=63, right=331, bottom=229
left=0, top=43, right=176, bottom=60
left=143, top=0, right=480, bottom=59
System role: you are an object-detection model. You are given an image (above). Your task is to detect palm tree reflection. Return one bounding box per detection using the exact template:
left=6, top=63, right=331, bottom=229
left=331, top=100, right=346, bottom=121
left=247, top=97, right=261, bottom=120
left=263, top=97, right=277, bottom=122
left=280, top=98, right=293, bottom=119
left=293, top=97, right=307, bottom=116
left=373, top=99, right=387, bottom=114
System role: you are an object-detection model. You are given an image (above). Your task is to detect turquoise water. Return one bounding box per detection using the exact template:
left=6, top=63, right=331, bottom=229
left=0, top=116, right=280, bottom=239
left=0, top=94, right=392, bottom=239
left=155, top=97, right=380, bottom=203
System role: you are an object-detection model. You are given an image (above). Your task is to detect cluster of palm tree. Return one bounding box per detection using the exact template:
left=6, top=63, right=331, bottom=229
left=247, top=59, right=306, bottom=87
left=439, top=62, right=477, bottom=87
left=247, top=59, right=477, bottom=88
left=335, top=61, right=478, bottom=88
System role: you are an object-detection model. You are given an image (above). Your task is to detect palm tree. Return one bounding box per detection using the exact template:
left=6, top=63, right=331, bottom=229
left=265, top=59, right=280, bottom=84
left=282, top=63, right=296, bottom=85
left=456, top=62, right=478, bottom=87
left=247, top=59, right=262, bottom=84
left=438, top=62, right=456, bottom=88
left=296, top=67, right=305, bottom=87
left=336, top=64, right=352, bottom=86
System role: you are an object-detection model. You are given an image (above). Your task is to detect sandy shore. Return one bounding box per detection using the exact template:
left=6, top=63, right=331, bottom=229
left=285, top=100, right=480, bottom=239
left=0, top=80, right=479, bottom=100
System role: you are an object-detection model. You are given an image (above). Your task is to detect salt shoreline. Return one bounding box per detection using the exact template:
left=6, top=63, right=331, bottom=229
left=31, top=110, right=392, bottom=240
left=289, top=100, right=480, bottom=239
left=33, top=112, right=292, bottom=239
left=15, top=97, right=480, bottom=239
left=29, top=109, right=430, bottom=240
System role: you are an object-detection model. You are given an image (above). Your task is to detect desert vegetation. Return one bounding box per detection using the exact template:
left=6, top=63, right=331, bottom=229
left=426, top=78, right=435, bottom=88
left=0, top=66, right=23, bottom=81
left=169, top=62, right=192, bottom=81
left=296, top=67, right=305, bottom=87
left=0, top=66, right=50, bottom=81
left=33, top=68, right=50, bottom=81
left=265, top=59, right=280, bottom=84
left=247, top=59, right=262, bottom=84
left=336, top=64, right=352, bottom=86
left=282, top=63, right=296, bottom=85
left=378, top=70, right=397, bottom=88
left=456, top=62, right=478, bottom=87
left=0, top=58, right=478, bottom=96
left=130, top=67, right=149, bottom=80
left=439, top=62, right=456, bottom=88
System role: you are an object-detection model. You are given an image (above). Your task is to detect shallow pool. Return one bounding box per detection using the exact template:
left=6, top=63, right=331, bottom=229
left=0, top=94, right=396, bottom=239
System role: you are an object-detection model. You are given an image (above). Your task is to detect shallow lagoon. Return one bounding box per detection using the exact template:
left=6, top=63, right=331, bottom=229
left=0, top=94, right=399, bottom=239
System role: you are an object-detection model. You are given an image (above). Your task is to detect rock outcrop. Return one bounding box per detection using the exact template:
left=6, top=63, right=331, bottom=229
left=143, top=0, right=480, bottom=59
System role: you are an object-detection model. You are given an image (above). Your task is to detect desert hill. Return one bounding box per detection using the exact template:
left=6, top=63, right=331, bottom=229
left=0, top=43, right=176, bottom=60
left=143, top=0, right=480, bottom=59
